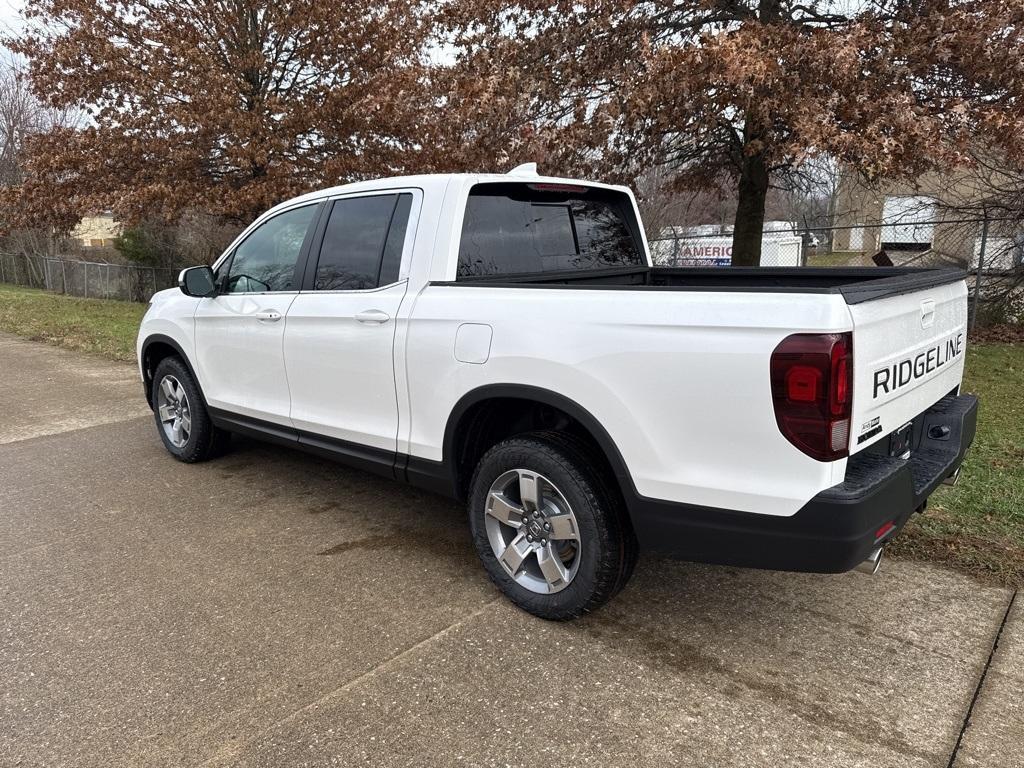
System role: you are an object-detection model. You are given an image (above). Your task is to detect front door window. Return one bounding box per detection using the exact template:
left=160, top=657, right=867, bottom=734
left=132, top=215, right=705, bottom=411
left=224, top=205, right=317, bottom=293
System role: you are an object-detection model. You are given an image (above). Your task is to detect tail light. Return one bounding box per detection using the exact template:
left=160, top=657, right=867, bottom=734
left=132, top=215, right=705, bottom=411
left=526, top=183, right=588, bottom=193
left=770, top=332, right=853, bottom=461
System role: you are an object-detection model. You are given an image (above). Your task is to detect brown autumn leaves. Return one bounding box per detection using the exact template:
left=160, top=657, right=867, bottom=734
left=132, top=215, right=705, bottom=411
left=6, top=0, right=1024, bottom=255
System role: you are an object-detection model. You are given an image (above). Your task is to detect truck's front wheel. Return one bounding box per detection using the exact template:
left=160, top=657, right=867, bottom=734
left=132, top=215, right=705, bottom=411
left=151, top=356, right=230, bottom=463
left=467, top=432, right=637, bottom=620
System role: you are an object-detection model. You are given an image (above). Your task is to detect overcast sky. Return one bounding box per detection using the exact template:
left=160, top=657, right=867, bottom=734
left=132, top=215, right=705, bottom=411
left=0, top=0, right=23, bottom=58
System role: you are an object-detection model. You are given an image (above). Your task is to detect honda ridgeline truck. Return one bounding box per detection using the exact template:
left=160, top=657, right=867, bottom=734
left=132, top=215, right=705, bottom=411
left=137, top=166, right=978, bottom=619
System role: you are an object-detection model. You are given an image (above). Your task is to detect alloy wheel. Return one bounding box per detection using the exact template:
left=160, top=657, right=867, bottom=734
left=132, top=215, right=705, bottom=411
left=156, top=375, right=192, bottom=449
left=484, top=469, right=581, bottom=594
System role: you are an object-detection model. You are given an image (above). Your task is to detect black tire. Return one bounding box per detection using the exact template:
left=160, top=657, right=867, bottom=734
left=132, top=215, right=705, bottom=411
left=467, top=431, right=638, bottom=620
left=151, top=356, right=230, bottom=463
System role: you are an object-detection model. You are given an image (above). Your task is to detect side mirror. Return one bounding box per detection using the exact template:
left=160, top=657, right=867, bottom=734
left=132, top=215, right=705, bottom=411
left=179, top=265, right=217, bottom=298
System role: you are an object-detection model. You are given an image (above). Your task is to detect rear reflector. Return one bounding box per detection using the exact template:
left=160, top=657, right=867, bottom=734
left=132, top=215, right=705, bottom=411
left=770, top=332, right=853, bottom=461
left=787, top=366, right=821, bottom=402
left=875, top=522, right=896, bottom=540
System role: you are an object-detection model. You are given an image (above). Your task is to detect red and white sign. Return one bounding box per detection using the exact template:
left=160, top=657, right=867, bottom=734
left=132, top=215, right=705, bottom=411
left=650, top=234, right=803, bottom=267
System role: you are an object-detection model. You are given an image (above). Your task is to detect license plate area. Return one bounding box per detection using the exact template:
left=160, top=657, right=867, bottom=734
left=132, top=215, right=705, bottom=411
left=889, top=421, right=913, bottom=458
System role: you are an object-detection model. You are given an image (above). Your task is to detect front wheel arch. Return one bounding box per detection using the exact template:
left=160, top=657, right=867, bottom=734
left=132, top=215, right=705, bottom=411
left=140, top=334, right=205, bottom=409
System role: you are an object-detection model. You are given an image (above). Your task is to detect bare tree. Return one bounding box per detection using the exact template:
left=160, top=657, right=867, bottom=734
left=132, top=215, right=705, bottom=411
left=0, top=59, right=77, bottom=260
left=770, top=155, right=841, bottom=234
left=0, top=59, right=73, bottom=187
left=633, top=165, right=737, bottom=238
left=938, top=151, right=1024, bottom=324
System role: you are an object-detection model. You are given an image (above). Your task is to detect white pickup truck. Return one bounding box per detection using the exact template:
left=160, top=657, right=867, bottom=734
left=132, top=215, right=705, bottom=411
left=137, top=167, right=978, bottom=619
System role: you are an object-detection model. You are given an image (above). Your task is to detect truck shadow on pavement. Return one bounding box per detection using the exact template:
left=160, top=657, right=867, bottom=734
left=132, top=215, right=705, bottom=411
left=219, top=435, right=478, bottom=564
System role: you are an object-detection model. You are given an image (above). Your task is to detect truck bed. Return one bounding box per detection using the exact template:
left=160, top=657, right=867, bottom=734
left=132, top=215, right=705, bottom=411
left=440, top=266, right=967, bottom=305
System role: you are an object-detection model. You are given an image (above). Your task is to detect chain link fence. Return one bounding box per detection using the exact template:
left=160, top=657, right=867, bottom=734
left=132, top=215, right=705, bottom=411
left=2, top=217, right=1022, bottom=325
left=0, top=252, right=179, bottom=303
left=649, top=216, right=1024, bottom=327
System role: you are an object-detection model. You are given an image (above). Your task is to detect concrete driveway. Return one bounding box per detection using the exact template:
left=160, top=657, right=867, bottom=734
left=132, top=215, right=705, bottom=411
left=1, top=332, right=1020, bottom=768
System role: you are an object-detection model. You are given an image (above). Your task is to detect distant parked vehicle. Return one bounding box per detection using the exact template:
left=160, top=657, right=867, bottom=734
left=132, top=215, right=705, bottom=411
left=137, top=166, right=978, bottom=619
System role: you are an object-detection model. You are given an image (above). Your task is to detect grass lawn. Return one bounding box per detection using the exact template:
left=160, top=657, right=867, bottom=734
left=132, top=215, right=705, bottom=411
left=0, top=282, right=1021, bottom=585
left=807, top=251, right=869, bottom=267
left=0, top=284, right=146, bottom=362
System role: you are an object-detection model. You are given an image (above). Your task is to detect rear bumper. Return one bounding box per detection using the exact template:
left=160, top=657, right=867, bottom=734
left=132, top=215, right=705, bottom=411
left=629, top=393, right=979, bottom=573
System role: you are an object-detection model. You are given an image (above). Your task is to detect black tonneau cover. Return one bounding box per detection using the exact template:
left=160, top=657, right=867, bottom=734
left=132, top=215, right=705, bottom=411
left=651, top=266, right=967, bottom=304
left=435, top=266, right=967, bottom=305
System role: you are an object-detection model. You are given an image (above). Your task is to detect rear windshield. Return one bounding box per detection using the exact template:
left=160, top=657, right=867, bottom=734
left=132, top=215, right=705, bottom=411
left=457, top=183, right=644, bottom=279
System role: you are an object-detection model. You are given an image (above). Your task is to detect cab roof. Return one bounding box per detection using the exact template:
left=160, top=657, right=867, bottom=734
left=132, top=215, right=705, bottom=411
left=264, top=168, right=634, bottom=218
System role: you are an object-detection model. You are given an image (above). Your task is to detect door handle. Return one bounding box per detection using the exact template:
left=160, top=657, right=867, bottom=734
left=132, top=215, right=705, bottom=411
left=355, top=309, right=391, bottom=325
left=255, top=310, right=282, bottom=322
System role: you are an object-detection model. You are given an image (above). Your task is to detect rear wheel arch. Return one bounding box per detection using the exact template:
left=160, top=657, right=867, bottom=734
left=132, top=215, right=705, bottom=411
left=443, top=385, right=636, bottom=506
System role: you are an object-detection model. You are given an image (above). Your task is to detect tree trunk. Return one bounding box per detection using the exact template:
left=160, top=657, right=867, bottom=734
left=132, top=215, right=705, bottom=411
left=731, top=150, right=769, bottom=267
left=730, top=0, right=781, bottom=269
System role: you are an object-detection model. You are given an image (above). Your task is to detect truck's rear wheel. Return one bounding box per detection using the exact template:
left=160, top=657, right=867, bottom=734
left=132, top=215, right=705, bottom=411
left=467, top=432, right=637, bottom=620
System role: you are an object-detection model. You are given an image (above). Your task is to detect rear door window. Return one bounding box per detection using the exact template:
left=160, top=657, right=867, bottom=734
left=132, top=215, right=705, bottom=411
left=457, top=183, right=643, bottom=279
left=313, top=193, right=413, bottom=290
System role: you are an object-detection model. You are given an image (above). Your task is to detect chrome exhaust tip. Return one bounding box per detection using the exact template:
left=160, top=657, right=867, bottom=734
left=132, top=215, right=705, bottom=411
left=855, top=547, right=883, bottom=575
left=943, top=466, right=962, bottom=486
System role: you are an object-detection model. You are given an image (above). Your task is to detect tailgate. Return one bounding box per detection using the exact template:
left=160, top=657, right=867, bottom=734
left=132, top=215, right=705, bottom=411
left=848, top=279, right=968, bottom=454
